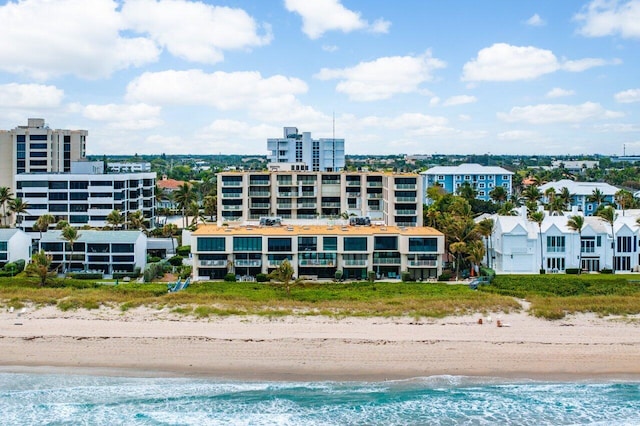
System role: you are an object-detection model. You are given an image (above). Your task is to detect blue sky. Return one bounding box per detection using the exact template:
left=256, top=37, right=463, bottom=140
left=0, top=0, right=639, bottom=156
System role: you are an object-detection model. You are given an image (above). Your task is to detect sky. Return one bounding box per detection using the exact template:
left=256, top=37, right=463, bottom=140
left=0, top=0, right=639, bottom=157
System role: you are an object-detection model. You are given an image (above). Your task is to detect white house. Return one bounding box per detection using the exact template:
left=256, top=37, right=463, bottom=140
left=0, top=228, right=32, bottom=267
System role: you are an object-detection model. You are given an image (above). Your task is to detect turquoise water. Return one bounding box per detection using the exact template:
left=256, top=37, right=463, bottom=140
left=0, top=373, right=639, bottom=425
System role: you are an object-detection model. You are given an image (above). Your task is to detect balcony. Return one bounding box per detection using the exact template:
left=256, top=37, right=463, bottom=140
left=222, top=193, right=242, bottom=198
left=408, top=260, right=438, bottom=267
left=268, top=259, right=292, bottom=268
left=251, top=202, right=270, bottom=208
left=234, top=259, right=262, bottom=267
left=367, top=193, right=383, bottom=199
left=343, top=259, right=368, bottom=267
left=347, top=181, right=361, bottom=187
left=199, top=259, right=228, bottom=267
left=373, top=257, right=401, bottom=265
left=277, top=203, right=293, bottom=209
left=300, top=191, right=316, bottom=197
left=249, top=181, right=270, bottom=186
left=278, top=192, right=299, bottom=197
left=249, top=191, right=270, bottom=197
left=297, top=202, right=317, bottom=208
left=395, top=209, right=417, bottom=216
left=222, top=205, right=242, bottom=211
left=298, top=258, right=336, bottom=267
left=222, top=180, right=242, bottom=187
left=347, top=192, right=361, bottom=198
left=395, top=183, right=416, bottom=190
left=321, top=202, right=341, bottom=208
left=395, top=196, right=416, bottom=203
left=367, top=182, right=383, bottom=188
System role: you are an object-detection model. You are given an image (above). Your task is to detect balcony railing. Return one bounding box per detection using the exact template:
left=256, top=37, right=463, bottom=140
left=222, top=205, right=242, bottom=210
left=234, top=259, right=262, bottom=267
left=298, top=259, right=336, bottom=267
left=321, top=202, right=341, bottom=208
left=367, top=193, right=383, bottom=199
left=343, top=259, right=368, bottom=267
left=347, top=192, right=361, bottom=198
left=373, top=258, right=401, bottom=265
left=347, top=181, right=361, bottom=186
left=300, top=191, right=316, bottom=197
left=298, top=202, right=317, bottom=208
left=198, top=259, right=227, bottom=267
left=408, top=259, right=438, bottom=267
left=396, top=209, right=417, bottom=215
left=251, top=203, right=270, bottom=208
left=249, top=191, right=270, bottom=197
left=221, top=193, right=242, bottom=198
left=222, top=181, right=242, bottom=187
left=277, top=203, right=293, bottom=209
left=395, top=184, right=416, bottom=190
left=249, top=181, right=270, bottom=186
left=395, top=197, right=416, bottom=203
left=367, top=182, right=383, bottom=187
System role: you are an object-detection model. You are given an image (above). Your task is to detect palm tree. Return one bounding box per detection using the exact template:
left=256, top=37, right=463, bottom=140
left=456, top=182, right=476, bottom=201
left=61, top=225, right=80, bottom=274
left=475, top=218, right=494, bottom=269
left=8, top=198, right=29, bottom=227
left=0, top=187, right=13, bottom=227
left=267, top=259, right=302, bottom=295
left=25, top=250, right=55, bottom=287
left=548, top=197, right=566, bottom=216
left=449, top=242, right=467, bottom=280
left=596, top=206, right=617, bottom=270
left=529, top=211, right=545, bottom=273
left=203, top=195, right=217, bottom=222
left=566, top=215, right=585, bottom=273
left=489, top=186, right=507, bottom=204
left=173, top=182, right=196, bottom=228
left=34, top=214, right=56, bottom=250
left=522, top=185, right=542, bottom=204
left=127, top=210, right=147, bottom=232
left=162, top=223, right=178, bottom=255
left=615, top=189, right=634, bottom=216
left=588, top=188, right=606, bottom=209
left=465, top=240, right=485, bottom=277
left=106, top=210, right=125, bottom=230
left=558, top=187, right=574, bottom=210
left=497, top=201, right=517, bottom=216
left=55, top=220, right=69, bottom=230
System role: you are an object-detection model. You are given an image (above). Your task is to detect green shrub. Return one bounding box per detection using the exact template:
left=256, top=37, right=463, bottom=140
left=69, top=272, right=103, bottom=280
left=367, top=271, right=376, bottom=282
left=168, top=255, right=183, bottom=267
left=401, top=272, right=412, bottom=282
left=176, top=246, right=191, bottom=257
left=256, top=273, right=269, bottom=282
left=565, top=268, right=580, bottom=275
left=224, top=273, right=237, bottom=282
left=600, top=268, right=613, bottom=274
left=178, top=265, right=192, bottom=279
left=143, top=262, right=164, bottom=282
left=438, top=272, right=452, bottom=281
left=148, top=256, right=161, bottom=263
left=334, top=270, right=343, bottom=281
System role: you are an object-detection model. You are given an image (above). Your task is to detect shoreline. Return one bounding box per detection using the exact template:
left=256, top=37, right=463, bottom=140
left=2, top=306, right=640, bottom=382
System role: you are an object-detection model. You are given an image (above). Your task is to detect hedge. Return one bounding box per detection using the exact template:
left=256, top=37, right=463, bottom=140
left=176, top=246, right=191, bottom=257
left=69, top=272, right=103, bottom=280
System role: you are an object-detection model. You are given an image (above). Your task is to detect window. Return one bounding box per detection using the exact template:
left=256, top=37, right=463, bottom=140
left=478, top=183, right=485, bottom=188
left=268, top=238, right=292, bottom=252
left=409, top=237, right=438, bottom=252
left=479, top=176, right=485, bottom=180
left=478, top=191, right=485, bottom=197
left=70, top=193, right=88, bottom=200
left=617, top=236, right=634, bottom=253
left=503, top=175, right=509, bottom=180
left=112, top=244, right=134, bottom=253
left=587, top=204, right=593, bottom=211
left=546, top=257, right=565, bottom=270
left=374, top=236, right=398, bottom=251
left=41, top=242, right=63, bottom=251
left=546, top=236, right=565, bottom=253
left=49, top=193, right=68, bottom=201
left=0, top=242, right=7, bottom=251
left=581, top=237, right=595, bottom=253
left=30, top=151, right=47, bottom=157
left=49, top=204, right=68, bottom=212
left=69, top=215, right=88, bottom=223
left=464, top=175, right=470, bottom=180
left=344, top=237, right=367, bottom=251
left=49, top=181, right=68, bottom=190
left=233, top=237, right=262, bottom=252
left=614, top=256, right=631, bottom=271
left=298, top=236, right=317, bottom=252
left=437, top=175, right=444, bottom=180
left=323, top=237, right=337, bottom=251
left=502, top=183, right=509, bottom=188
left=70, top=181, right=88, bottom=190
left=29, top=134, right=48, bottom=140
left=198, top=237, right=226, bottom=252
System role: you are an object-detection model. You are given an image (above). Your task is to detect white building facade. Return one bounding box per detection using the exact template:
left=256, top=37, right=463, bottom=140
left=267, top=127, right=345, bottom=172
left=0, top=228, right=32, bottom=267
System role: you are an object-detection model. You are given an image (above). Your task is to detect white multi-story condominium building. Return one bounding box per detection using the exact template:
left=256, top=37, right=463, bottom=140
left=538, top=179, right=619, bottom=215
left=39, top=230, right=147, bottom=274
left=107, top=162, right=152, bottom=173
left=15, top=166, right=156, bottom=231
left=422, top=164, right=514, bottom=203
left=488, top=208, right=640, bottom=274
left=267, top=127, right=345, bottom=172
left=217, top=171, right=423, bottom=227
left=0, top=228, right=32, bottom=267
left=191, top=223, right=444, bottom=281
left=0, top=118, right=87, bottom=192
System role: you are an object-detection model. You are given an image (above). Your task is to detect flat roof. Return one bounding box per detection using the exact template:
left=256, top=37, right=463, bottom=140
left=193, top=224, right=442, bottom=237
left=40, top=230, right=144, bottom=244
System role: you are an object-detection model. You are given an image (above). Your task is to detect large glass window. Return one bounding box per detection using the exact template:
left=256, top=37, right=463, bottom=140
left=41, top=242, right=63, bottom=251
left=29, top=134, right=48, bottom=141
left=617, top=236, right=634, bottom=253
left=298, top=236, right=317, bottom=252
left=546, top=236, right=566, bottom=253
left=233, top=237, right=262, bottom=252
left=374, top=236, right=398, bottom=251
left=344, top=237, right=367, bottom=251
left=409, top=237, right=438, bottom=252
left=49, top=181, right=68, bottom=190
left=0, top=242, right=7, bottom=251
left=112, top=244, right=134, bottom=253
left=49, top=193, right=68, bottom=201
left=197, top=237, right=226, bottom=252
left=323, top=237, right=337, bottom=251
left=268, top=238, right=292, bottom=252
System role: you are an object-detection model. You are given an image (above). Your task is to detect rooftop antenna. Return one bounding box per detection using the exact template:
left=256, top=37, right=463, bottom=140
left=332, top=111, right=336, bottom=170
left=623, top=144, right=626, bottom=156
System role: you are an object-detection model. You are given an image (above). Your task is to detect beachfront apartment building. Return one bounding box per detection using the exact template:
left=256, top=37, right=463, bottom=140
left=538, top=180, right=618, bottom=215
left=217, top=171, right=423, bottom=227
left=0, top=118, right=87, bottom=195
left=422, top=164, right=513, bottom=203
left=0, top=228, right=32, bottom=267
left=488, top=208, right=640, bottom=274
left=15, top=167, right=156, bottom=231
left=267, top=127, right=345, bottom=172
left=39, top=230, right=147, bottom=274
left=107, top=162, right=152, bottom=173
left=191, top=224, right=444, bottom=281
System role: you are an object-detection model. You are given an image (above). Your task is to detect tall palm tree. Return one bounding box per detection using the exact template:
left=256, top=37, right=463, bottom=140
left=529, top=211, right=545, bottom=273
left=566, top=215, right=585, bottom=273
left=588, top=188, right=606, bottom=209
left=8, top=198, right=29, bottom=227
left=106, top=209, right=125, bottom=230
left=0, top=187, right=14, bottom=227
left=162, top=223, right=178, bottom=254
left=489, top=186, right=507, bottom=204
left=615, top=189, right=634, bottom=216
left=497, top=201, right=517, bottom=216
left=465, top=240, right=485, bottom=277
left=522, top=185, right=542, bottom=204
left=449, top=242, right=467, bottom=280
left=456, top=182, right=476, bottom=201
left=558, top=187, right=574, bottom=210
left=173, top=182, right=196, bottom=228
left=127, top=210, right=147, bottom=232
left=55, top=220, right=69, bottom=230
left=475, top=218, right=494, bottom=269
left=203, top=195, right=217, bottom=222
left=34, top=214, right=56, bottom=250
left=61, top=225, right=80, bottom=274
left=596, top=206, right=617, bottom=270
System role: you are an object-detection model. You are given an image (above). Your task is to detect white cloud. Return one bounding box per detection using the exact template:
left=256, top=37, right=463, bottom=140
left=121, top=0, right=272, bottom=64
left=614, top=88, right=640, bottom=103
left=546, top=88, right=575, bottom=98
left=284, top=0, right=390, bottom=39
left=574, top=0, right=640, bottom=39
left=83, top=103, right=163, bottom=130
left=498, top=102, right=623, bottom=124
left=126, top=69, right=308, bottom=112
left=593, top=123, right=640, bottom=132
left=429, top=97, right=441, bottom=107
left=443, top=95, right=478, bottom=106
left=498, top=130, right=538, bottom=140
left=322, top=45, right=339, bottom=52
left=315, top=51, right=446, bottom=101
left=462, top=43, right=609, bottom=82
left=0, top=0, right=159, bottom=79
left=0, top=83, right=64, bottom=108
left=525, top=13, right=545, bottom=27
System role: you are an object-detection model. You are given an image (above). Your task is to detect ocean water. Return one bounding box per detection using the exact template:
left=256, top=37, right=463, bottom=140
left=0, top=373, right=638, bottom=425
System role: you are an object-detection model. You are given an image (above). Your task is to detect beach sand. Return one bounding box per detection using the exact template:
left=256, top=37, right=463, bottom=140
left=1, top=306, right=639, bottom=381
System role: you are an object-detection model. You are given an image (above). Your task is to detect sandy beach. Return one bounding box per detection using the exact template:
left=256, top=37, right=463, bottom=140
left=1, top=306, right=639, bottom=381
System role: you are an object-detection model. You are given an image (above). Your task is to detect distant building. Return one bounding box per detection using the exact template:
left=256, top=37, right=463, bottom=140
left=550, top=160, right=598, bottom=173
left=108, top=162, right=151, bottom=173
left=217, top=170, right=423, bottom=227
left=156, top=175, right=187, bottom=210
left=421, top=164, right=513, bottom=203
left=15, top=166, right=156, bottom=230
left=191, top=224, right=444, bottom=281
left=538, top=179, right=618, bottom=215
left=267, top=127, right=345, bottom=172
left=0, top=228, right=32, bottom=267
